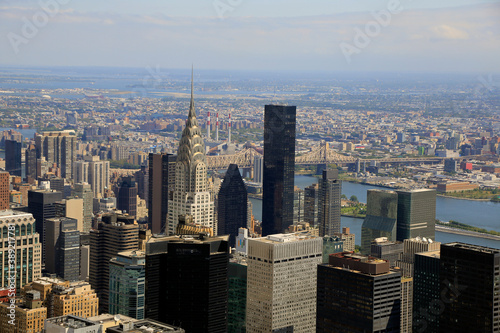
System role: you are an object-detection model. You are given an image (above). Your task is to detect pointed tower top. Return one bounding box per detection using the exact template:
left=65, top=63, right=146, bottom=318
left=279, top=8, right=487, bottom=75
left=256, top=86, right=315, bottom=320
left=189, top=65, right=195, bottom=118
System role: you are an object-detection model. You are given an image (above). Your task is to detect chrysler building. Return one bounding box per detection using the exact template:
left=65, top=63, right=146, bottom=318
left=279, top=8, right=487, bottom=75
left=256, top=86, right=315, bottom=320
left=167, top=71, right=215, bottom=235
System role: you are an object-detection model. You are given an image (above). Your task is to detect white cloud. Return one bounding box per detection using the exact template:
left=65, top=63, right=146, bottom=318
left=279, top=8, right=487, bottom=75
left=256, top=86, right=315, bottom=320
left=431, top=24, right=469, bottom=40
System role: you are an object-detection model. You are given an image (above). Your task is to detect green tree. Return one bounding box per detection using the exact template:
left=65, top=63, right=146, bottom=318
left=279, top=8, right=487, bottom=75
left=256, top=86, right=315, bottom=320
left=350, top=195, right=358, bottom=202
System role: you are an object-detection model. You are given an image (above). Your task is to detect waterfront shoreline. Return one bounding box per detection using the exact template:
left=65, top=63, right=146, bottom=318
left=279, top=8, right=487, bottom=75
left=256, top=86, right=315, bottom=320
left=435, top=225, right=500, bottom=241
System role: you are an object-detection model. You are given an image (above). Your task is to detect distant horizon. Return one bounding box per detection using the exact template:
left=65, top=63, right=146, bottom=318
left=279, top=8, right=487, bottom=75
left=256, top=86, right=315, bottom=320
left=1, top=1, right=499, bottom=73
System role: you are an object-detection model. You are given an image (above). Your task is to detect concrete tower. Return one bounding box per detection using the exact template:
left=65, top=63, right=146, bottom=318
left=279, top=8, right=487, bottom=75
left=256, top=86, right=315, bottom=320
left=167, top=69, right=215, bottom=235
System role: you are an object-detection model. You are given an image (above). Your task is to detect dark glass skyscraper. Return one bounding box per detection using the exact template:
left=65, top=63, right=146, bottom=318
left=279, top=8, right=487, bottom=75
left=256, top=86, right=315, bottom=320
left=413, top=250, right=440, bottom=332
left=318, top=169, right=342, bottom=236
left=116, top=176, right=137, bottom=217
left=148, top=153, right=176, bottom=234
left=439, top=243, right=500, bottom=332
left=396, top=189, right=436, bottom=241
left=25, top=144, right=37, bottom=182
left=28, top=189, right=63, bottom=264
left=218, top=164, right=248, bottom=246
left=317, top=253, right=401, bottom=332
left=262, top=105, right=296, bottom=236
left=5, top=139, right=22, bottom=177
left=163, top=235, right=229, bottom=333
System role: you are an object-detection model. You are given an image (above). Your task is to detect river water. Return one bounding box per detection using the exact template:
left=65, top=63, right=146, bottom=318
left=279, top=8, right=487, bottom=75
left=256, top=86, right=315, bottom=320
left=250, top=175, right=500, bottom=249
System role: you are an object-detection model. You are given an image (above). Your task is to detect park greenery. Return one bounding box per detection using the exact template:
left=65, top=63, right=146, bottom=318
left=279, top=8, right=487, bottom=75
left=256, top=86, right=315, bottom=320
left=436, top=220, right=500, bottom=237
left=109, top=159, right=140, bottom=169
left=441, top=188, right=500, bottom=202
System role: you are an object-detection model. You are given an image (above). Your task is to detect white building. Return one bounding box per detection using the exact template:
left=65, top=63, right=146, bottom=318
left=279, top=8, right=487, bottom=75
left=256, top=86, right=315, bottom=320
left=167, top=75, right=215, bottom=235
left=246, top=233, right=322, bottom=332
left=74, top=155, right=109, bottom=199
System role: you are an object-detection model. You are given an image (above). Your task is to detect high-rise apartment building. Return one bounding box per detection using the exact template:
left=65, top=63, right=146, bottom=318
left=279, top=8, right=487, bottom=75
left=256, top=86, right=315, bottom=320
left=318, top=169, right=342, bottom=236
left=0, top=290, right=46, bottom=333
left=109, top=250, right=146, bottom=319
left=0, top=210, right=42, bottom=290
left=45, top=217, right=80, bottom=281
left=25, top=144, right=37, bottom=182
left=439, top=243, right=500, bottom=332
left=28, top=189, right=63, bottom=263
left=89, top=213, right=139, bottom=313
left=361, top=189, right=398, bottom=254
left=396, top=189, right=436, bottom=241
left=253, top=155, right=263, bottom=184
left=116, top=176, right=137, bottom=217
left=35, top=130, right=77, bottom=179
left=304, top=183, right=319, bottom=227
left=262, top=105, right=296, bottom=236
left=167, top=76, right=215, bottom=235
left=74, top=155, right=110, bottom=198
left=0, top=171, right=9, bottom=210
left=317, top=253, right=401, bottom=332
left=148, top=153, right=176, bottom=234
left=5, top=139, right=22, bottom=176
left=293, top=186, right=304, bottom=224
left=162, top=235, right=230, bottom=333
left=218, top=164, right=248, bottom=247
left=246, top=233, right=322, bottom=332
left=413, top=250, right=440, bottom=333
left=72, top=183, right=93, bottom=233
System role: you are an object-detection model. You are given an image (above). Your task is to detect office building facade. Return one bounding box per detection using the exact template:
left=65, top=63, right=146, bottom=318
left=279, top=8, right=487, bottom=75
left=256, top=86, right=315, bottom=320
left=25, top=144, right=37, bottom=182
left=218, top=164, right=248, bottom=247
left=413, top=250, right=440, bottom=333
left=148, top=153, right=176, bottom=234
left=109, top=250, right=146, bottom=319
left=116, top=176, right=137, bottom=217
left=45, top=217, right=80, bottom=281
left=246, top=233, right=322, bottom=332
left=5, top=139, right=22, bottom=177
left=318, top=169, right=342, bottom=236
left=0, top=210, right=42, bottom=290
left=72, top=183, right=93, bottom=233
left=89, top=214, right=139, bottom=313
left=0, top=171, right=8, bottom=210
left=317, top=253, right=401, bottom=332
left=262, top=105, right=296, bottom=236
left=361, top=189, right=398, bottom=254
left=439, top=243, right=500, bottom=332
left=396, top=189, right=436, bottom=241
left=304, top=183, right=319, bottom=227
left=162, top=235, right=230, bottom=333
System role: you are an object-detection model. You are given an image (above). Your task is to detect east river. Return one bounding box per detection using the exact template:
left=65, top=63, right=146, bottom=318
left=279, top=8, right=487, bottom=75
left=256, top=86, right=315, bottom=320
left=250, top=175, right=500, bottom=249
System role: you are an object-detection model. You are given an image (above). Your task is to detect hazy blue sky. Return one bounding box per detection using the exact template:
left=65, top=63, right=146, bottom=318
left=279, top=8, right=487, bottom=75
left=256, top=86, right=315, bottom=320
left=1, top=0, right=499, bottom=73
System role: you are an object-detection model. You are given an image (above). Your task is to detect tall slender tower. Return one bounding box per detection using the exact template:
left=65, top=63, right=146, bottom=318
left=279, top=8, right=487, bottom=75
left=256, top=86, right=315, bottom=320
left=216, top=112, right=219, bottom=141
left=228, top=113, right=231, bottom=144
left=262, top=105, right=296, bottom=236
left=167, top=69, right=215, bottom=235
left=207, top=112, right=211, bottom=140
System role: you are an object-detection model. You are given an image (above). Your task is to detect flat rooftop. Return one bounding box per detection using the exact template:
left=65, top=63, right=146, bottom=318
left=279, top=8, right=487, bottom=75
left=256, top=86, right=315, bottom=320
left=444, top=242, right=500, bottom=254
left=46, top=315, right=98, bottom=328
left=257, top=232, right=318, bottom=244
left=0, top=210, right=32, bottom=217
left=416, top=250, right=440, bottom=259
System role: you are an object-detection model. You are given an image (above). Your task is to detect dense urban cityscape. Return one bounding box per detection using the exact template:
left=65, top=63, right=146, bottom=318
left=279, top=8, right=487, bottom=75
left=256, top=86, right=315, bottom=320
left=1, top=0, right=500, bottom=332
